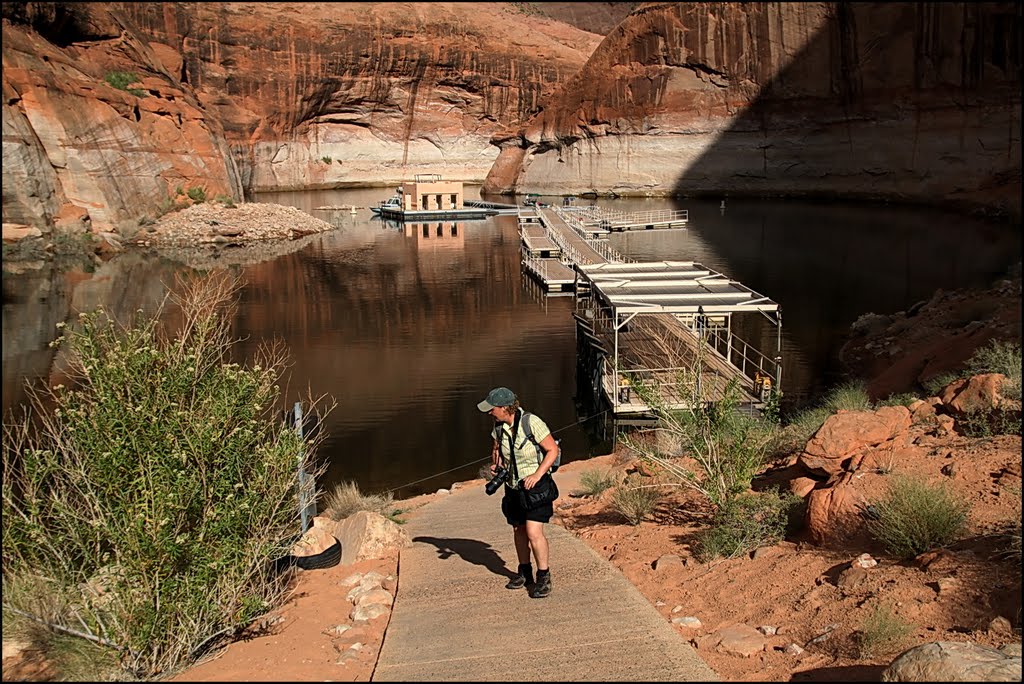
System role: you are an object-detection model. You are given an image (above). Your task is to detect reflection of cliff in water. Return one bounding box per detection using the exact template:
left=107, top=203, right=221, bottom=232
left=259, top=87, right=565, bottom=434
left=230, top=216, right=589, bottom=495
left=2, top=253, right=190, bottom=416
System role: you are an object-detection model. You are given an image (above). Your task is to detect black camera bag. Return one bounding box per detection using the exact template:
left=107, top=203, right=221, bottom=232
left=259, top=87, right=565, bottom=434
left=519, top=473, right=558, bottom=509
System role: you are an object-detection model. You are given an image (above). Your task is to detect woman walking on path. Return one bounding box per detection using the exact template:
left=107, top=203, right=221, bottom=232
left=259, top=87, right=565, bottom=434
left=478, top=387, right=560, bottom=598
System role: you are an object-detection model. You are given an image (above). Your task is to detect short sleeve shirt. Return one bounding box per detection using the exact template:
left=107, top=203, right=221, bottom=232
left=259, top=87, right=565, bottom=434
left=492, top=410, right=552, bottom=488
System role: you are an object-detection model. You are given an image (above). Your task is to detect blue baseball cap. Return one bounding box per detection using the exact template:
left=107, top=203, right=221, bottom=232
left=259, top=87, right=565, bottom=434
left=477, top=387, right=516, bottom=412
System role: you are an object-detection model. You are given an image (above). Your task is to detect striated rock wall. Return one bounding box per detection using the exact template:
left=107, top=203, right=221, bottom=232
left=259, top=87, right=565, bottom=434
left=2, top=3, right=242, bottom=233
left=112, top=2, right=603, bottom=192
left=2, top=2, right=602, bottom=231
left=483, top=2, right=1022, bottom=218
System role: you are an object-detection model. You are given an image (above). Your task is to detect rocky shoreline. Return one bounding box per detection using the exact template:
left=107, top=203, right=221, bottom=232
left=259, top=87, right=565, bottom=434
left=130, top=201, right=335, bottom=248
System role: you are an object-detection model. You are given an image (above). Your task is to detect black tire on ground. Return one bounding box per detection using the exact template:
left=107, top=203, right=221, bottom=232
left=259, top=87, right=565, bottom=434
left=293, top=538, right=342, bottom=570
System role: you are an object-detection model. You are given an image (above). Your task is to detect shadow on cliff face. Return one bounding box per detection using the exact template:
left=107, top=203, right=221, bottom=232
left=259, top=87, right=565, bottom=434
left=488, top=3, right=1020, bottom=219
left=668, top=2, right=1022, bottom=218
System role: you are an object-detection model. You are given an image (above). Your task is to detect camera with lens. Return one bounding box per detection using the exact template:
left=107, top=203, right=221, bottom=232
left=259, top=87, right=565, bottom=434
left=485, top=466, right=508, bottom=496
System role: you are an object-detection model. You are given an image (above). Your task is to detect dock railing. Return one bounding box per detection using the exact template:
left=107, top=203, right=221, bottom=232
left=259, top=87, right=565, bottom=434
left=700, top=323, right=781, bottom=385
left=549, top=207, right=630, bottom=264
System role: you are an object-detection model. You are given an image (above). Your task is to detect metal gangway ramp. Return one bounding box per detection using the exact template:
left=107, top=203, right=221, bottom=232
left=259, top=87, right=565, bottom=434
left=519, top=205, right=622, bottom=293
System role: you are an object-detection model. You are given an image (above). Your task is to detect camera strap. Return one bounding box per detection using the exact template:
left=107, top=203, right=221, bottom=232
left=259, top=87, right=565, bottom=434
left=508, top=409, right=522, bottom=485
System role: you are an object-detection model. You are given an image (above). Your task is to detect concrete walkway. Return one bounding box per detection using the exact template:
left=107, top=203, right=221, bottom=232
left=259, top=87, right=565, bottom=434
left=372, top=477, right=718, bottom=681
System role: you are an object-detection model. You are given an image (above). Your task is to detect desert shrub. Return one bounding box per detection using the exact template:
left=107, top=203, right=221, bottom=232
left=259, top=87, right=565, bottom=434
left=186, top=186, right=207, bottom=203
left=874, top=392, right=919, bottom=408
left=621, top=375, right=777, bottom=514
left=857, top=603, right=914, bottom=658
left=104, top=71, right=145, bottom=97
left=1, top=274, right=330, bottom=679
left=922, top=371, right=959, bottom=397
left=695, top=489, right=801, bottom=561
left=578, top=468, right=619, bottom=497
left=51, top=230, right=96, bottom=255
left=610, top=474, right=661, bottom=525
left=966, top=340, right=1022, bottom=400
left=866, top=475, right=969, bottom=559
left=959, top=407, right=1022, bottom=437
left=1, top=570, right=125, bottom=681
left=323, top=480, right=395, bottom=521
left=782, top=405, right=832, bottom=447
left=823, top=381, right=872, bottom=412
left=320, top=156, right=332, bottom=164
left=214, top=194, right=236, bottom=208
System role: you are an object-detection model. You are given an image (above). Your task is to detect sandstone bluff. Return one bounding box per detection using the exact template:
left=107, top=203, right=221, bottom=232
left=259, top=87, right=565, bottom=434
left=2, top=3, right=1020, bottom=233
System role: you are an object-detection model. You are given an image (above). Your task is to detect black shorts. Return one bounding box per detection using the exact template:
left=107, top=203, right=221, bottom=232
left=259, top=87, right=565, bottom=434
left=501, top=485, right=553, bottom=526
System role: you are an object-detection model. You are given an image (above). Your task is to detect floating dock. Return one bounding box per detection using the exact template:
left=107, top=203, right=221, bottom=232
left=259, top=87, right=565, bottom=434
left=376, top=206, right=495, bottom=220
left=515, top=203, right=782, bottom=417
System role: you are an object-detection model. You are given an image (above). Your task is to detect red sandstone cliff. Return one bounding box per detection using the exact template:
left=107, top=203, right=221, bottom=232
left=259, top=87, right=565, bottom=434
left=483, top=2, right=1022, bottom=219
left=4, top=2, right=1020, bottom=236
left=2, top=2, right=606, bottom=232
left=2, top=3, right=243, bottom=232
left=112, top=2, right=605, bottom=192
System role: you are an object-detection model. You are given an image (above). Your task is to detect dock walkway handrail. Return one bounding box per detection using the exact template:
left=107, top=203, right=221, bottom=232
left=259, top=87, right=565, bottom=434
left=548, top=207, right=630, bottom=264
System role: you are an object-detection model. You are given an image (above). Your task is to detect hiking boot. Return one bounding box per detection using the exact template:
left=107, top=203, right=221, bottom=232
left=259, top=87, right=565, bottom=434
left=529, top=572, right=551, bottom=598
left=505, top=564, right=533, bottom=590
left=505, top=573, right=528, bottom=589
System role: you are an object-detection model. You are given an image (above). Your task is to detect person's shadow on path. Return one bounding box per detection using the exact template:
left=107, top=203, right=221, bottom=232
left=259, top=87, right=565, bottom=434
left=412, top=536, right=514, bottom=579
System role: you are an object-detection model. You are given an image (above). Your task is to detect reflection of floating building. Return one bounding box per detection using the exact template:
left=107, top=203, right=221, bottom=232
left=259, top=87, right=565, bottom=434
left=372, top=174, right=497, bottom=220
left=403, top=222, right=465, bottom=250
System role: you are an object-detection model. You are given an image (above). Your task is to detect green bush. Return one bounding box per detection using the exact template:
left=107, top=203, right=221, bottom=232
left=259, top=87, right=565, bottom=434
left=966, top=340, right=1022, bottom=400
left=104, top=71, right=145, bottom=97
left=866, top=475, right=969, bottom=559
left=578, top=468, right=619, bottom=497
left=621, top=376, right=777, bottom=513
left=320, top=156, right=332, bottom=164
left=959, top=407, right=1022, bottom=437
left=695, top=489, right=801, bottom=561
left=322, top=480, right=394, bottom=521
left=857, top=603, right=914, bottom=658
left=823, top=381, right=872, bottom=412
left=214, top=194, right=236, bottom=208
left=186, top=186, right=207, bottom=203
left=922, top=371, right=959, bottom=397
left=875, top=392, right=919, bottom=408
left=610, top=474, right=661, bottom=525
left=782, top=405, right=832, bottom=447
left=1, top=274, right=330, bottom=679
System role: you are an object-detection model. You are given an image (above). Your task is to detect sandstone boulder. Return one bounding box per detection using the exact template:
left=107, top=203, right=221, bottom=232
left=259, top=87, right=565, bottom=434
left=290, top=524, right=336, bottom=557
left=805, top=473, right=867, bottom=546
left=939, top=374, right=1011, bottom=415
left=882, top=640, right=1022, bottom=681
left=800, top=406, right=912, bottom=476
left=334, top=511, right=411, bottom=566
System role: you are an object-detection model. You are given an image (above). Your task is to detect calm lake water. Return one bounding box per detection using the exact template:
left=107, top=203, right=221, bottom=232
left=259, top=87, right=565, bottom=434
left=2, top=188, right=1019, bottom=497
